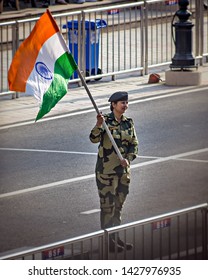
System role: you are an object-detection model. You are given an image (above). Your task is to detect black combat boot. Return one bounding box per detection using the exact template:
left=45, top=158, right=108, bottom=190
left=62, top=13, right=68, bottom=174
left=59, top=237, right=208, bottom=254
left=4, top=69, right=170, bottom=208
left=117, top=237, right=133, bottom=250
left=109, top=236, right=123, bottom=253
left=112, top=233, right=133, bottom=250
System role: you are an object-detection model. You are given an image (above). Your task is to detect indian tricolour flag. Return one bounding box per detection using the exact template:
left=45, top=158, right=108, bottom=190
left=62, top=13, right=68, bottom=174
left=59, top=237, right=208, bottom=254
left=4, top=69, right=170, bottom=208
left=8, top=9, right=78, bottom=121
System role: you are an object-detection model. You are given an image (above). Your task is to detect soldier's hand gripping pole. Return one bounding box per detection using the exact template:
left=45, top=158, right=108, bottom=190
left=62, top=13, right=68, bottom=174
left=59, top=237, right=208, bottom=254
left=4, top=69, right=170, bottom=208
left=76, top=68, right=124, bottom=161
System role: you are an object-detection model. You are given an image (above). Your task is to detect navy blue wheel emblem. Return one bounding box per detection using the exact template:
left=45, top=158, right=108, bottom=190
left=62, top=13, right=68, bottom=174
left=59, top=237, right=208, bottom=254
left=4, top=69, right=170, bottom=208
left=35, top=62, right=53, bottom=80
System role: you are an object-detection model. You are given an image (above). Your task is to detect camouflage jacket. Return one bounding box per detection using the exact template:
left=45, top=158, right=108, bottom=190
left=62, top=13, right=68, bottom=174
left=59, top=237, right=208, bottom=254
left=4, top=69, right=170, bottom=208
left=89, top=112, right=138, bottom=174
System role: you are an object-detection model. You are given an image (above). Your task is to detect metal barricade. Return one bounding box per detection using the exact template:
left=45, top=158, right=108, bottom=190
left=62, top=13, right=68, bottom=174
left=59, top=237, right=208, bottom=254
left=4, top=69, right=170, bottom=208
left=0, top=230, right=105, bottom=260
left=1, top=203, right=207, bottom=260
left=105, top=203, right=208, bottom=260
left=0, top=0, right=207, bottom=96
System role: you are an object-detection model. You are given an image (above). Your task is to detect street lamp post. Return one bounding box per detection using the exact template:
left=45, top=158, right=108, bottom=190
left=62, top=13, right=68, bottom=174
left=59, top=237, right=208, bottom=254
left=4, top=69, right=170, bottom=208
left=170, top=0, right=196, bottom=69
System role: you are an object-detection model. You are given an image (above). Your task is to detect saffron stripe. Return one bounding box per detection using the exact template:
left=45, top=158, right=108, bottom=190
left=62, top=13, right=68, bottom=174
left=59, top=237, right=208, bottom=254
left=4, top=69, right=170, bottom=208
left=8, top=10, right=58, bottom=92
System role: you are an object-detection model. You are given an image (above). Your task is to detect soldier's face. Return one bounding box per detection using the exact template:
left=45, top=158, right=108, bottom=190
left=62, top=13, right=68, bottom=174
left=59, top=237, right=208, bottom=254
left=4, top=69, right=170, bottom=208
left=113, top=101, right=128, bottom=114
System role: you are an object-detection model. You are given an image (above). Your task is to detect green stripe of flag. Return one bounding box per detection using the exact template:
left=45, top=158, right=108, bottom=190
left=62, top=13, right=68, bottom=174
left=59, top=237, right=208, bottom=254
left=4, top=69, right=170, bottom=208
left=36, top=52, right=77, bottom=121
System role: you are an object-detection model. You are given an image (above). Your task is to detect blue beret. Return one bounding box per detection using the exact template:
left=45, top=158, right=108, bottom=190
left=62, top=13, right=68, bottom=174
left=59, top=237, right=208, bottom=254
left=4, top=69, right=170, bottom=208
left=108, top=91, right=128, bottom=102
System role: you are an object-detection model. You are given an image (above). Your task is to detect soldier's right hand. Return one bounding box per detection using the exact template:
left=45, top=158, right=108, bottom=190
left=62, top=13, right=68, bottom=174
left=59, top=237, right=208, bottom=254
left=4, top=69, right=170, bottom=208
left=96, top=112, right=104, bottom=128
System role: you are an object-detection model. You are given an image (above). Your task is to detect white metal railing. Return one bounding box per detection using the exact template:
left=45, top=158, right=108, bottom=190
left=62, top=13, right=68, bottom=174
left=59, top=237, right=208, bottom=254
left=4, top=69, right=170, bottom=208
left=0, top=203, right=207, bottom=260
left=0, top=0, right=207, bottom=98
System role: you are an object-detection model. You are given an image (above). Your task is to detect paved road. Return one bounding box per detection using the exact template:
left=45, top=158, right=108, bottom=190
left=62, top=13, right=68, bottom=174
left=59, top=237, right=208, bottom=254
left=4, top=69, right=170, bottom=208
left=0, top=85, right=207, bottom=256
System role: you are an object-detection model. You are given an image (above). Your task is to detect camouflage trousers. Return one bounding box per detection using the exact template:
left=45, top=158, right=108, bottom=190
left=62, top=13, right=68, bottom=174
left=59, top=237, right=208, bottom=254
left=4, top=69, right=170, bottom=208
left=96, top=172, right=130, bottom=229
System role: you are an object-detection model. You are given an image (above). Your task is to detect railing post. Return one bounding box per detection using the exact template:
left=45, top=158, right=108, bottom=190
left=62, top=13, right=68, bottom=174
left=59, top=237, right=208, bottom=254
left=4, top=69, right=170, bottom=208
left=11, top=22, right=19, bottom=99
left=199, top=0, right=204, bottom=65
left=140, top=1, right=145, bottom=76
left=78, top=12, right=85, bottom=87
left=144, top=0, right=148, bottom=75
left=195, top=0, right=204, bottom=65
left=202, top=206, right=208, bottom=259
left=195, top=0, right=200, bottom=59
left=104, top=230, right=109, bottom=260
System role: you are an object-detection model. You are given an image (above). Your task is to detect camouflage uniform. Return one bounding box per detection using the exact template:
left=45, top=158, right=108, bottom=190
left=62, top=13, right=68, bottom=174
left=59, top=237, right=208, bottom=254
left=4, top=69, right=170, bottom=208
left=90, top=111, right=138, bottom=229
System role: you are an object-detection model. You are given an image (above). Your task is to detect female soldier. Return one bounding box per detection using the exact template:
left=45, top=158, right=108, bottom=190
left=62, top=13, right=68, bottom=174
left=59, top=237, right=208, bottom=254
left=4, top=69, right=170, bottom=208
left=89, top=91, right=138, bottom=252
